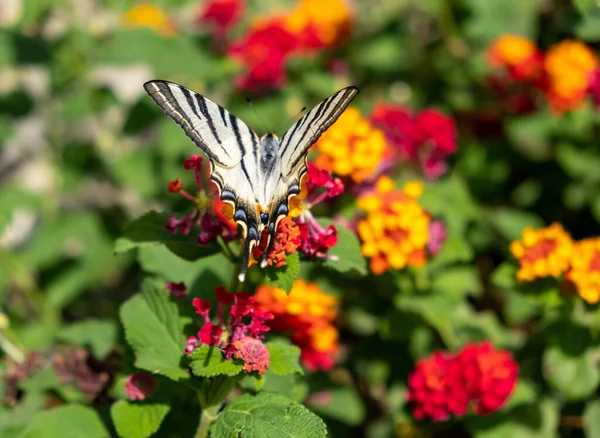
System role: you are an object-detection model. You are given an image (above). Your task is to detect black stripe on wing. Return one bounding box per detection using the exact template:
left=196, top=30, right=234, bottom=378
left=278, top=86, right=359, bottom=176
left=143, top=80, right=250, bottom=168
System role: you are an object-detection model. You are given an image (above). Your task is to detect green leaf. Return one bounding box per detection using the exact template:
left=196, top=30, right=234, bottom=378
left=430, top=266, right=482, bottom=298
left=262, top=252, right=300, bottom=293
left=57, top=320, right=117, bottom=359
left=119, top=279, right=189, bottom=381
left=467, top=398, right=559, bottom=438
left=316, top=218, right=367, bottom=276
left=543, top=347, right=600, bottom=401
left=266, top=340, right=303, bottom=376
left=211, top=393, right=327, bottom=438
left=18, top=405, right=109, bottom=438
left=556, top=142, right=600, bottom=183
left=486, top=208, right=544, bottom=242
left=505, top=112, right=553, bottom=161
left=308, top=387, right=365, bottom=427
left=115, top=211, right=219, bottom=261
left=111, top=400, right=170, bottom=438
left=574, top=0, right=600, bottom=15
left=188, top=345, right=243, bottom=377
left=584, top=399, right=600, bottom=438
left=490, top=262, right=518, bottom=289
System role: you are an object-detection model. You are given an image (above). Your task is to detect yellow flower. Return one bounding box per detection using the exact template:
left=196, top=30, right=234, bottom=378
left=545, top=40, right=598, bottom=113
left=509, top=223, right=573, bottom=282
left=122, top=4, right=175, bottom=36
left=285, top=0, right=353, bottom=46
left=314, top=107, right=389, bottom=183
left=566, top=238, right=600, bottom=304
left=489, top=35, right=538, bottom=67
left=357, top=179, right=430, bottom=275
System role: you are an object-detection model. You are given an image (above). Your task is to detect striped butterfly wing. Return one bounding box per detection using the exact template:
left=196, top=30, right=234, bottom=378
left=260, top=87, right=360, bottom=266
left=144, top=80, right=259, bottom=168
left=144, top=80, right=264, bottom=280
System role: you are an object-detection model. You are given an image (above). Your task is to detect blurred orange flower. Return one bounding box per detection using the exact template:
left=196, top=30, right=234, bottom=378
left=255, top=280, right=339, bottom=371
left=357, top=178, right=430, bottom=274
left=122, top=4, right=175, bottom=36
left=488, top=34, right=544, bottom=82
left=314, top=107, right=388, bottom=183
left=509, top=223, right=573, bottom=282
left=545, top=40, right=598, bottom=113
left=285, top=0, right=353, bottom=48
left=566, top=238, right=600, bottom=304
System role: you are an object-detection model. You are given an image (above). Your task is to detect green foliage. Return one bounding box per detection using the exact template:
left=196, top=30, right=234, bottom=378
left=120, top=279, right=189, bottom=381
left=188, top=345, right=243, bottom=378
left=211, top=392, right=327, bottom=438
left=265, top=340, right=303, bottom=376
left=261, top=252, right=300, bottom=293
left=18, top=405, right=109, bottom=438
left=111, top=400, right=170, bottom=438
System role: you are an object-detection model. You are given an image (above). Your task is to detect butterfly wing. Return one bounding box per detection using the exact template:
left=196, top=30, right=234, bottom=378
left=144, top=80, right=264, bottom=281
left=260, top=87, right=360, bottom=265
left=144, top=80, right=257, bottom=168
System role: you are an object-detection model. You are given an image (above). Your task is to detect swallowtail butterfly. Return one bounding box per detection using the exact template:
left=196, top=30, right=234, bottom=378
left=144, top=81, right=359, bottom=282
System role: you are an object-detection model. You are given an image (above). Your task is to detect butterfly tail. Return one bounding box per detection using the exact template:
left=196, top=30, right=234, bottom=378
left=238, top=228, right=259, bottom=283
left=260, top=233, right=275, bottom=268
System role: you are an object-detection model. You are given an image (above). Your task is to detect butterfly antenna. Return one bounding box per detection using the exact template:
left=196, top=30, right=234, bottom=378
left=246, top=98, right=271, bottom=134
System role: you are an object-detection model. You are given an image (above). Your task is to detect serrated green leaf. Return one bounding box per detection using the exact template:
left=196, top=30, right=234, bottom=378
left=115, top=211, right=219, bottom=261
left=262, top=252, right=300, bottom=293
left=308, top=387, right=365, bottom=427
left=111, top=400, right=170, bottom=438
left=211, top=393, right=327, bottom=438
left=119, top=279, right=189, bottom=381
left=188, top=345, right=243, bottom=377
left=57, top=319, right=117, bottom=359
left=18, top=405, right=109, bottom=438
left=266, top=341, right=303, bottom=376
left=316, top=218, right=367, bottom=276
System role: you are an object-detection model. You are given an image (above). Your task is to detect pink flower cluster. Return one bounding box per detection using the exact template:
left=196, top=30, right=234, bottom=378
left=408, top=342, right=518, bottom=421
left=187, top=286, right=273, bottom=374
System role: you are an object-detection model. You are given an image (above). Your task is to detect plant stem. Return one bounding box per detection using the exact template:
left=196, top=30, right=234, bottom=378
left=194, top=404, right=221, bottom=438
left=0, top=332, right=24, bottom=364
left=217, top=236, right=237, bottom=262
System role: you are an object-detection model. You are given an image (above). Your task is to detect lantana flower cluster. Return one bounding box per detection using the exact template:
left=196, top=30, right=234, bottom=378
left=488, top=34, right=600, bottom=113
left=407, top=342, right=518, bottom=421
left=166, top=155, right=237, bottom=245
left=226, top=0, right=353, bottom=91
left=371, top=105, right=458, bottom=180
left=357, top=178, right=434, bottom=275
left=510, top=223, right=600, bottom=304
left=121, top=3, right=176, bottom=36
left=255, top=280, right=340, bottom=371
left=187, top=286, right=274, bottom=374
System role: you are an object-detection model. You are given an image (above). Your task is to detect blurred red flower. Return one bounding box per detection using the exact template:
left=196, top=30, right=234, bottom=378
left=198, top=0, right=244, bottom=37
left=408, top=342, right=518, bottom=421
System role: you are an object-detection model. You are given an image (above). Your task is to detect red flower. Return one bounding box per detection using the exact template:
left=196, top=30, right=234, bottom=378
left=198, top=0, right=244, bottom=37
left=408, top=342, right=518, bottom=421
left=168, top=178, right=182, bottom=193
left=124, top=373, right=155, bottom=401
left=589, top=69, right=600, bottom=109
left=371, top=105, right=457, bottom=180
left=187, top=287, right=273, bottom=374
left=228, top=19, right=298, bottom=92
left=166, top=281, right=187, bottom=300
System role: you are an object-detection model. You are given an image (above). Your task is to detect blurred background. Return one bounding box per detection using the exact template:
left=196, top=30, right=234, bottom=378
left=3, top=0, right=600, bottom=436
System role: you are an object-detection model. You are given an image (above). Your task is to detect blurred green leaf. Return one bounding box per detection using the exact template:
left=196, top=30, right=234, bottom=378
left=111, top=401, right=170, bottom=438
left=244, top=372, right=308, bottom=402
left=211, top=393, right=327, bottom=438
left=120, top=279, right=189, bottom=381
left=543, top=347, right=600, bottom=401
left=556, top=142, right=600, bottom=183
left=584, top=398, right=600, bottom=438
left=57, top=320, right=118, bottom=359
left=486, top=208, right=544, bottom=242
left=266, top=340, right=303, bottom=376
left=317, top=218, right=367, bottom=276
left=308, top=387, right=366, bottom=427
left=18, top=405, right=109, bottom=438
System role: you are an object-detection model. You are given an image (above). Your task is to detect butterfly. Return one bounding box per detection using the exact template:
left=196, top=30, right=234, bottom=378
left=144, top=80, right=359, bottom=282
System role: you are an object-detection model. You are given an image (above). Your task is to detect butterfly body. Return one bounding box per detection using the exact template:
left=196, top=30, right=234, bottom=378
left=144, top=80, right=358, bottom=281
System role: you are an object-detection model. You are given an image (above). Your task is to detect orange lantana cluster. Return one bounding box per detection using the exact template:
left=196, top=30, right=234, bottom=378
left=314, top=107, right=389, bottom=183
left=488, top=35, right=600, bottom=113
left=254, top=280, right=339, bottom=371
left=357, top=178, right=430, bottom=275
left=122, top=4, right=175, bottom=36
left=510, top=224, right=600, bottom=304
